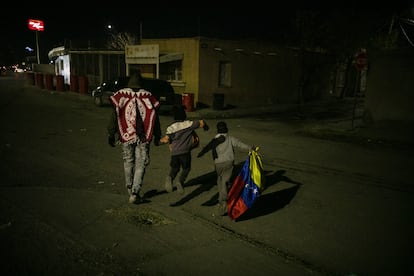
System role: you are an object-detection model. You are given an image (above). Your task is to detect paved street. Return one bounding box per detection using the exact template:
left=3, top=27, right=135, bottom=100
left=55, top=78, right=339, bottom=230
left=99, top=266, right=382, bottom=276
left=1, top=74, right=413, bottom=275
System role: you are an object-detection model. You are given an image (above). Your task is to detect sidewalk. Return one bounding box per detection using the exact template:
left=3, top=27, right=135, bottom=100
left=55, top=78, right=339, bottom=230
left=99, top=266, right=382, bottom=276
left=187, top=98, right=414, bottom=148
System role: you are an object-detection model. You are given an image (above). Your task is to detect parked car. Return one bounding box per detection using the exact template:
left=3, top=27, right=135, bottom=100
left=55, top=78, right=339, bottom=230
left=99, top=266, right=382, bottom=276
left=92, top=76, right=181, bottom=113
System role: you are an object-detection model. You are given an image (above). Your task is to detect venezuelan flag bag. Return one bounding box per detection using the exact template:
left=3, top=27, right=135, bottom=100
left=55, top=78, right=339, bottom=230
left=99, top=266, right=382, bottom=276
left=228, top=147, right=264, bottom=220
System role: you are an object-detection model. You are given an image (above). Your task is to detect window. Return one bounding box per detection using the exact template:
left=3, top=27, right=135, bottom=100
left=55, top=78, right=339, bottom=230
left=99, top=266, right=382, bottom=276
left=219, top=61, right=231, bottom=87
left=160, top=60, right=182, bottom=81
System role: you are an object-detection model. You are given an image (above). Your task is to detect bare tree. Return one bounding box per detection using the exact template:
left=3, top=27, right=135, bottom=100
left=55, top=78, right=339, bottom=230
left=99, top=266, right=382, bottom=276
left=106, top=32, right=139, bottom=50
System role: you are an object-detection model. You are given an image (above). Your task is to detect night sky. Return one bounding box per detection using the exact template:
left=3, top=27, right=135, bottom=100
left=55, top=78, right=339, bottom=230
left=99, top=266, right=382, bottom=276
left=1, top=4, right=412, bottom=65
left=1, top=7, right=291, bottom=64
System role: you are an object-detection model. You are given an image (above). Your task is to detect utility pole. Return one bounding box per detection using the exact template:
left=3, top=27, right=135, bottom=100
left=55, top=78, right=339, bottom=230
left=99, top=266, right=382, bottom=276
left=35, top=31, right=40, bottom=64
left=140, top=21, right=143, bottom=42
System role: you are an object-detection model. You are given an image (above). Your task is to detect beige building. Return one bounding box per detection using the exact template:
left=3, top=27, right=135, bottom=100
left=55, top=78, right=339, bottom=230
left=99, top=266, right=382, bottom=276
left=48, top=37, right=334, bottom=110
left=127, top=37, right=333, bottom=110
left=45, top=38, right=414, bottom=123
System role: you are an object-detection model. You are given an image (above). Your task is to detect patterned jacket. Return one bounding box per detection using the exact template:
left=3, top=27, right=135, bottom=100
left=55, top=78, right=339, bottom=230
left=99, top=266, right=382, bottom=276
left=108, top=88, right=160, bottom=144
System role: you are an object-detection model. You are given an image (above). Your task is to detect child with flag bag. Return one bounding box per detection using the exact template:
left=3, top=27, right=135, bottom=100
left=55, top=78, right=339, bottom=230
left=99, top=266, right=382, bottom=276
left=197, top=121, right=256, bottom=216
left=159, top=105, right=209, bottom=194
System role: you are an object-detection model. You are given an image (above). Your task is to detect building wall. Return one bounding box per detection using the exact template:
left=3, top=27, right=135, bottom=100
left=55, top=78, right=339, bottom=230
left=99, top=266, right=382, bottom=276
left=141, top=38, right=200, bottom=101
left=32, top=63, right=55, bottom=75
left=365, top=49, right=414, bottom=122
left=54, top=55, right=71, bottom=84
left=143, top=37, right=302, bottom=107
left=70, top=52, right=125, bottom=88
left=142, top=37, right=335, bottom=108
left=202, top=41, right=334, bottom=107
left=198, top=38, right=303, bottom=106
left=48, top=47, right=125, bottom=90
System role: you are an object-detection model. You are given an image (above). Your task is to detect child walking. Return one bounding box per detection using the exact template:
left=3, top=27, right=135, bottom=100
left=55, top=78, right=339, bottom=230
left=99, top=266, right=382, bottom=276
left=197, top=121, right=254, bottom=215
left=159, top=105, right=209, bottom=194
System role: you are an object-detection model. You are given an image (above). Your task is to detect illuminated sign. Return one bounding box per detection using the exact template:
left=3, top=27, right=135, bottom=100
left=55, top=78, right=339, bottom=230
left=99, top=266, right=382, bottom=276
left=28, top=19, right=44, bottom=31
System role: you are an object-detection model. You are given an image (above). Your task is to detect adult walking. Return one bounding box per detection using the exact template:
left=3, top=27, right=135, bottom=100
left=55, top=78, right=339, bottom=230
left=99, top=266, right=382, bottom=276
left=107, top=72, right=162, bottom=204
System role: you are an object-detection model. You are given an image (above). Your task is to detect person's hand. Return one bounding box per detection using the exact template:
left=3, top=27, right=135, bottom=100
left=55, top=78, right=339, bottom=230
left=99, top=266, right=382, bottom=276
left=108, top=135, right=116, bottom=147
left=203, top=120, right=209, bottom=131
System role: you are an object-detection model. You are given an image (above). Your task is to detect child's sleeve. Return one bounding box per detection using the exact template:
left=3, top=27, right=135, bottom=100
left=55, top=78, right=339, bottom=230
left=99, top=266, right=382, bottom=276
left=197, top=136, right=225, bottom=158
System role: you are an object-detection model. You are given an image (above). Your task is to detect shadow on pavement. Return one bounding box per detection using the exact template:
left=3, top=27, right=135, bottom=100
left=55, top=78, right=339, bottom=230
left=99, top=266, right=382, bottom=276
left=236, top=169, right=303, bottom=221
left=236, top=185, right=302, bottom=221
left=170, top=171, right=217, bottom=207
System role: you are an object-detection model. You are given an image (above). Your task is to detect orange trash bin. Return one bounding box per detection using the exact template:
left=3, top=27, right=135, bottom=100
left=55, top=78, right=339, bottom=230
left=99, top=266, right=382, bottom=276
left=78, top=76, right=89, bottom=94
left=56, top=75, right=65, bottom=91
left=70, top=75, right=78, bottom=92
left=45, top=74, right=53, bottom=90
left=35, top=73, right=44, bottom=89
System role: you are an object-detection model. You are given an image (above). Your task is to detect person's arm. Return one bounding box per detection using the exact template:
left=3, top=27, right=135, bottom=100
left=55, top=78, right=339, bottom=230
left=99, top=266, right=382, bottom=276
left=197, top=138, right=215, bottom=158
left=107, top=108, right=118, bottom=147
left=153, top=113, right=162, bottom=146
left=231, top=136, right=253, bottom=152
left=197, top=135, right=225, bottom=158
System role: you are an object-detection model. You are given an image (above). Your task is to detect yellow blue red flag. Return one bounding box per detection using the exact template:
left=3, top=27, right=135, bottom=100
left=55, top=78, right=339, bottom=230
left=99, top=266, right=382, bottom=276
left=228, top=148, right=264, bottom=220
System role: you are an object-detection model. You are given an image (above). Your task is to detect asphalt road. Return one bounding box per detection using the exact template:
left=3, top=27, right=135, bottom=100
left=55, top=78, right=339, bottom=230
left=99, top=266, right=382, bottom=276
left=1, top=74, right=413, bottom=276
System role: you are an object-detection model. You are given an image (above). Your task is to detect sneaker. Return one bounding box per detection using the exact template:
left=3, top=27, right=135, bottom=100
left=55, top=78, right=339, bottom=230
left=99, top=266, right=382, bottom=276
left=165, top=176, right=173, bottom=193
left=129, top=194, right=137, bottom=204
left=129, top=193, right=144, bottom=204
left=176, top=181, right=184, bottom=194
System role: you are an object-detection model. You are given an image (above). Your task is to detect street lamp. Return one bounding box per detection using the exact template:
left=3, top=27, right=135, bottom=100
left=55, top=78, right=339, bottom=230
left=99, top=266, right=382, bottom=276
left=106, top=24, right=118, bottom=49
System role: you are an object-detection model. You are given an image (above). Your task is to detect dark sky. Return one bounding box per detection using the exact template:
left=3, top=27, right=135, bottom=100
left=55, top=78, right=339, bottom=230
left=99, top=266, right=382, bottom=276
left=1, top=4, right=412, bottom=65
left=1, top=7, right=298, bottom=64
left=4, top=8, right=295, bottom=44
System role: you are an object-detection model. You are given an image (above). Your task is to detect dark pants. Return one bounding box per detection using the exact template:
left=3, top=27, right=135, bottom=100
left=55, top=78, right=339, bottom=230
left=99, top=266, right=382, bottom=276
left=169, top=152, right=191, bottom=184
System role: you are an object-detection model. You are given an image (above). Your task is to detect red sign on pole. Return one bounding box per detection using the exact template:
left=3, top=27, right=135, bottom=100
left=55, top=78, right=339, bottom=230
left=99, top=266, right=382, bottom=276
left=28, top=19, right=44, bottom=31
